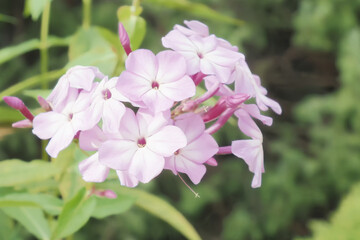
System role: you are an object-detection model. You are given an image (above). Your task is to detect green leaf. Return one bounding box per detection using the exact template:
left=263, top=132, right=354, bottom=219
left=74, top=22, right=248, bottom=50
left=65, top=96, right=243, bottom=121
left=0, top=211, right=15, bottom=240
left=0, top=68, right=66, bottom=101
left=0, top=107, right=24, bottom=124
left=0, top=14, right=17, bottom=24
left=0, top=39, right=39, bottom=65
left=51, top=188, right=96, bottom=240
left=98, top=182, right=201, bottom=240
left=0, top=159, right=60, bottom=187
left=22, top=89, right=52, bottom=100
left=117, top=5, right=146, bottom=50
left=91, top=194, right=135, bottom=219
left=0, top=193, right=63, bottom=216
left=2, top=207, right=51, bottom=240
left=143, top=0, right=244, bottom=26
left=0, top=200, right=38, bottom=208
left=67, top=27, right=117, bottom=76
left=24, top=0, right=52, bottom=21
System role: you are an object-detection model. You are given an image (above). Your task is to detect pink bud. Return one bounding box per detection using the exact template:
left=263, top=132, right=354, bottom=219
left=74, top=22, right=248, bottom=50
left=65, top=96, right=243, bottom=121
left=96, top=189, right=117, bottom=199
left=205, top=157, right=218, bottom=166
left=12, top=119, right=32, bottom=128
left=226, top=94, right=249, bottom=108
left=118, top=22, right=132, bottom=55
left=3, top=96, right=34, bottom=121
left=37, top=96, right=51, bottom=111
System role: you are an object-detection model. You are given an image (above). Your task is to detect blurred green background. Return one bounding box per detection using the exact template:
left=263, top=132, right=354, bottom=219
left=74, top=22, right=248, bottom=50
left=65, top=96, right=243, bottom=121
left=1, top=0, right=360, bottom=239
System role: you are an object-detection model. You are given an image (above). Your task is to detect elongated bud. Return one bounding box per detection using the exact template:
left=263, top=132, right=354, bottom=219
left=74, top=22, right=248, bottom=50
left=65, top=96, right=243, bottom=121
left=3, top=96, right=34, bottom=121
left=37, top=96, right=51, bottom=111
left=12, top=119, right=32, bottom=128
left=118, top=22, right=132, bottom=55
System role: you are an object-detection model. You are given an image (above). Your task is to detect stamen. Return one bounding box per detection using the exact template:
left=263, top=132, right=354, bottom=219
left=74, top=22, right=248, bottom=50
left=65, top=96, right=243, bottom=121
left=102, top=89, right=112, bottom=100
left=178, top=173, right=200, bottom=198
left=151, top=81, right=159, bottom=90
left=137, top=137, right=146, bottom=148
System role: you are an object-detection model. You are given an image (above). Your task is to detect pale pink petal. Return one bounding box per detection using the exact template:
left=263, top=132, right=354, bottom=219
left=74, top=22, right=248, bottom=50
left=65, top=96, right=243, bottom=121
left=256, top=94, right=282, bottom=115
left=243, top=104, right=273, bottom=126
left=117, top=71, right=151, bottom=101
left=67, top=66, right=97, bottom=91
left=46, top=122, right=75, bottom=158
left=171, top=154, right=206, bottom=184
left=162, top=30, right=197, bottom=52
left=99, top=139, right=137, bottom=170
left=184, top=20, right=209, bottom=36
left=141, top=89, right=173, bottom=112
left=156, top=51, right=187, bottom=83
left=205, top=157, right=218, bottom=166
left=235, top=108, right=263, bottom=139
left=178, top=51, right=200, bottom=75
left=79, top=153, right=109, bottom=182
left=102, top=100, right=125, bottom=133
left=125, top=49, right=158, bottom=80
left=129, top=147, right=164, bottom=183
left=71, top=103, right=102, bottom=131
left=116, top=170, right=139, bottom=187
left=174, top=113, right=204, bottom=143
left=205, top=46, right=242, bottom=67
left=137, top=110, right=169, bottom=137
left=181, top=133, right=218, bottom=163
left=118, top=108, right=140, bottom=140
left=32, top=111, right=68, bottom=139
left=79, top=126, right=105, bottom=151
left=147, top=125, right=187, bottom=157
left=160, top=75, right=196, bottom=101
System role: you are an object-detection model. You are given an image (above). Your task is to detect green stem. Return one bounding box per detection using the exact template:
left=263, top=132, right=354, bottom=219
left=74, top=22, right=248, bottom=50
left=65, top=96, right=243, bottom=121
left=82, top=0, right=92, bottom=29
left=132, top=0, right=141, bottom=8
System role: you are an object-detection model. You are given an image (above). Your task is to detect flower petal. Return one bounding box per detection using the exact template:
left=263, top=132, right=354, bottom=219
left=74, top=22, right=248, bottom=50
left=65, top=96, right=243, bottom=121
left=99, top=139, right=137, bottom=170
left=125, top=49, right=158, bottom=80
left=160, top=75, right=196, bottom=101
left=156, top=50, right=187, bottom=83
left=116, top=170, right=139, bottom=187
left=79, top=126, right=105, bottom=151
left=46, top=122, right=75, bottom=158
left=78, top=153, right=109, bottom=182
left=32, top=111, right=68, bottom=139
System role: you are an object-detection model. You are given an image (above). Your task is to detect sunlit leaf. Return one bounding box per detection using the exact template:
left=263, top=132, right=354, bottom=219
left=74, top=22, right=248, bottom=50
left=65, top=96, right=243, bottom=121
left=98, top=182, right=201, bottom=240
left=0, top=193, right=63, bottom=215
left=51, top=188, right=96, bottom=240
left=24, top=0, right=53, bottom=21
left=0, top=39, right=39, bottom=65
left=91, top=194, right=135, bottom=219
left=0, top=160, right=60, bottom=187
left=2, top=207, right=51, bottom=240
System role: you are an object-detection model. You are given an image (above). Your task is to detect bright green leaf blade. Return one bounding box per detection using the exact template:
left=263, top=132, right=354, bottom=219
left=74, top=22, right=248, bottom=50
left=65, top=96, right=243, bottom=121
left=2, top=207, right=51, bottom=240
left=0, top=14, right=17, bottom=24
left=52, top=188, right=96, bottom=240
left=117, top=6, right=146, bottom=50
left=0, top=107, right=24, bottom=124
left=0, top=193, right=63, bottom=215
left=91, top=194, right=135, bottom=219
left=24, top=0, right=52, bottom=21
left=0, top=159, right=60, bottom=187
left=0, top=200, right=38, bottom=208
left=98, top=182, right=201, bottom=240
left=67, top=27, right=117, bottom=76
left=144, top=0, right=244, bottom=26
left=0, top=39, right=39, bottom=65
left=0, top=68, right=65, bottom=101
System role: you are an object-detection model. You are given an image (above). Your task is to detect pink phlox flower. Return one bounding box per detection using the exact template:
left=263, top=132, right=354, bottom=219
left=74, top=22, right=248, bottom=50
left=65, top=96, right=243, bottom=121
left=233, top=60, right=282, bottom=115
left=77, top=76, right=126, bottom=133
left=231, top=138, right=264, bottom=188
left=47, top=66, right=103, bottom=110
left=204, top=75, right=234, bottom=97
left=32, top=90, right=94, bottom=158
left=99, top=108, right=187, bottom=184
left=117, top=49, right=196, bottom=112
left=162, top=30, right=243, bottom=83
left=118, top=22, right=132, bottom=55
left=165, top=113, right=218, bottom=184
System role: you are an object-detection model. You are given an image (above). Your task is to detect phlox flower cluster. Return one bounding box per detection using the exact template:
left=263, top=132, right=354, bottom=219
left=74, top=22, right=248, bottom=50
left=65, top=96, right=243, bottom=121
left=4, top=20, right=281, bottom=189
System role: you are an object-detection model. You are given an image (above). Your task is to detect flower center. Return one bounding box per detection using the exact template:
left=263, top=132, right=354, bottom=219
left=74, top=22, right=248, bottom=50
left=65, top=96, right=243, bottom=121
left=68, top=113, right=73, bottom=121
left=137, top=137, right=146, bottom=148
left=102, top=89, right=112, bottom=100
left=174, top=149, right=180, bottom=155
left=151, top=81, right=159, bottom=90
left=197, top=52, right=204, bottom=59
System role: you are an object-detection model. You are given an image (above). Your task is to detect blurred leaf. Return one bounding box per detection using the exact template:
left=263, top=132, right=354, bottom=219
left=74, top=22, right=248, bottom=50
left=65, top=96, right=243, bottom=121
left=52, top=188, right=96, bottom=240
left=91, top=194, right=135, bottom=219
left=24, top=0, right=52, bottom=21
left=143, top=0, right=244, bottom=26
left=23, top=89, right=51, bottom=100
left=99, top=182, right=201, bottom=240
left=0, top=159, right=59, bottom=187
left=0, top=68, right=65, bottom=101
left=0, top=39, right=39, bottom=65
left=67, top=27, right=117, bottom=76
left=0, top=14, right=17, bottom=24
left=0, top=211, right=15, bottom=240
left=0, top=200, right=38, bottom=208
left=0, top=193, right=63, bottom=215
left=0, top=107, right=24, bottom=124
left=2, top=207, right=50, bottom=240
left=117, top=5, right=146, bottom=50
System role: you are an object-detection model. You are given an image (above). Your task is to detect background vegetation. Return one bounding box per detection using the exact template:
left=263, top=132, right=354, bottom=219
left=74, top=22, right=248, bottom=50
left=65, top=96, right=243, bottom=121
left=0, top=0, right=359, bottom=239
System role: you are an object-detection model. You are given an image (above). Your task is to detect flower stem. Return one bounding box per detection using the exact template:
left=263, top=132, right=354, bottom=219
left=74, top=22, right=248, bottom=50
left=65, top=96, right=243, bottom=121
left=82, top=0, right=92, bottom=29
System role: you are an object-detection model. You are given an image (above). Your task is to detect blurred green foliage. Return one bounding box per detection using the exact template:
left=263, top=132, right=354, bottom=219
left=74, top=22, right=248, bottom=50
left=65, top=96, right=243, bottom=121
left=1, top=0, right=360, bottom=239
